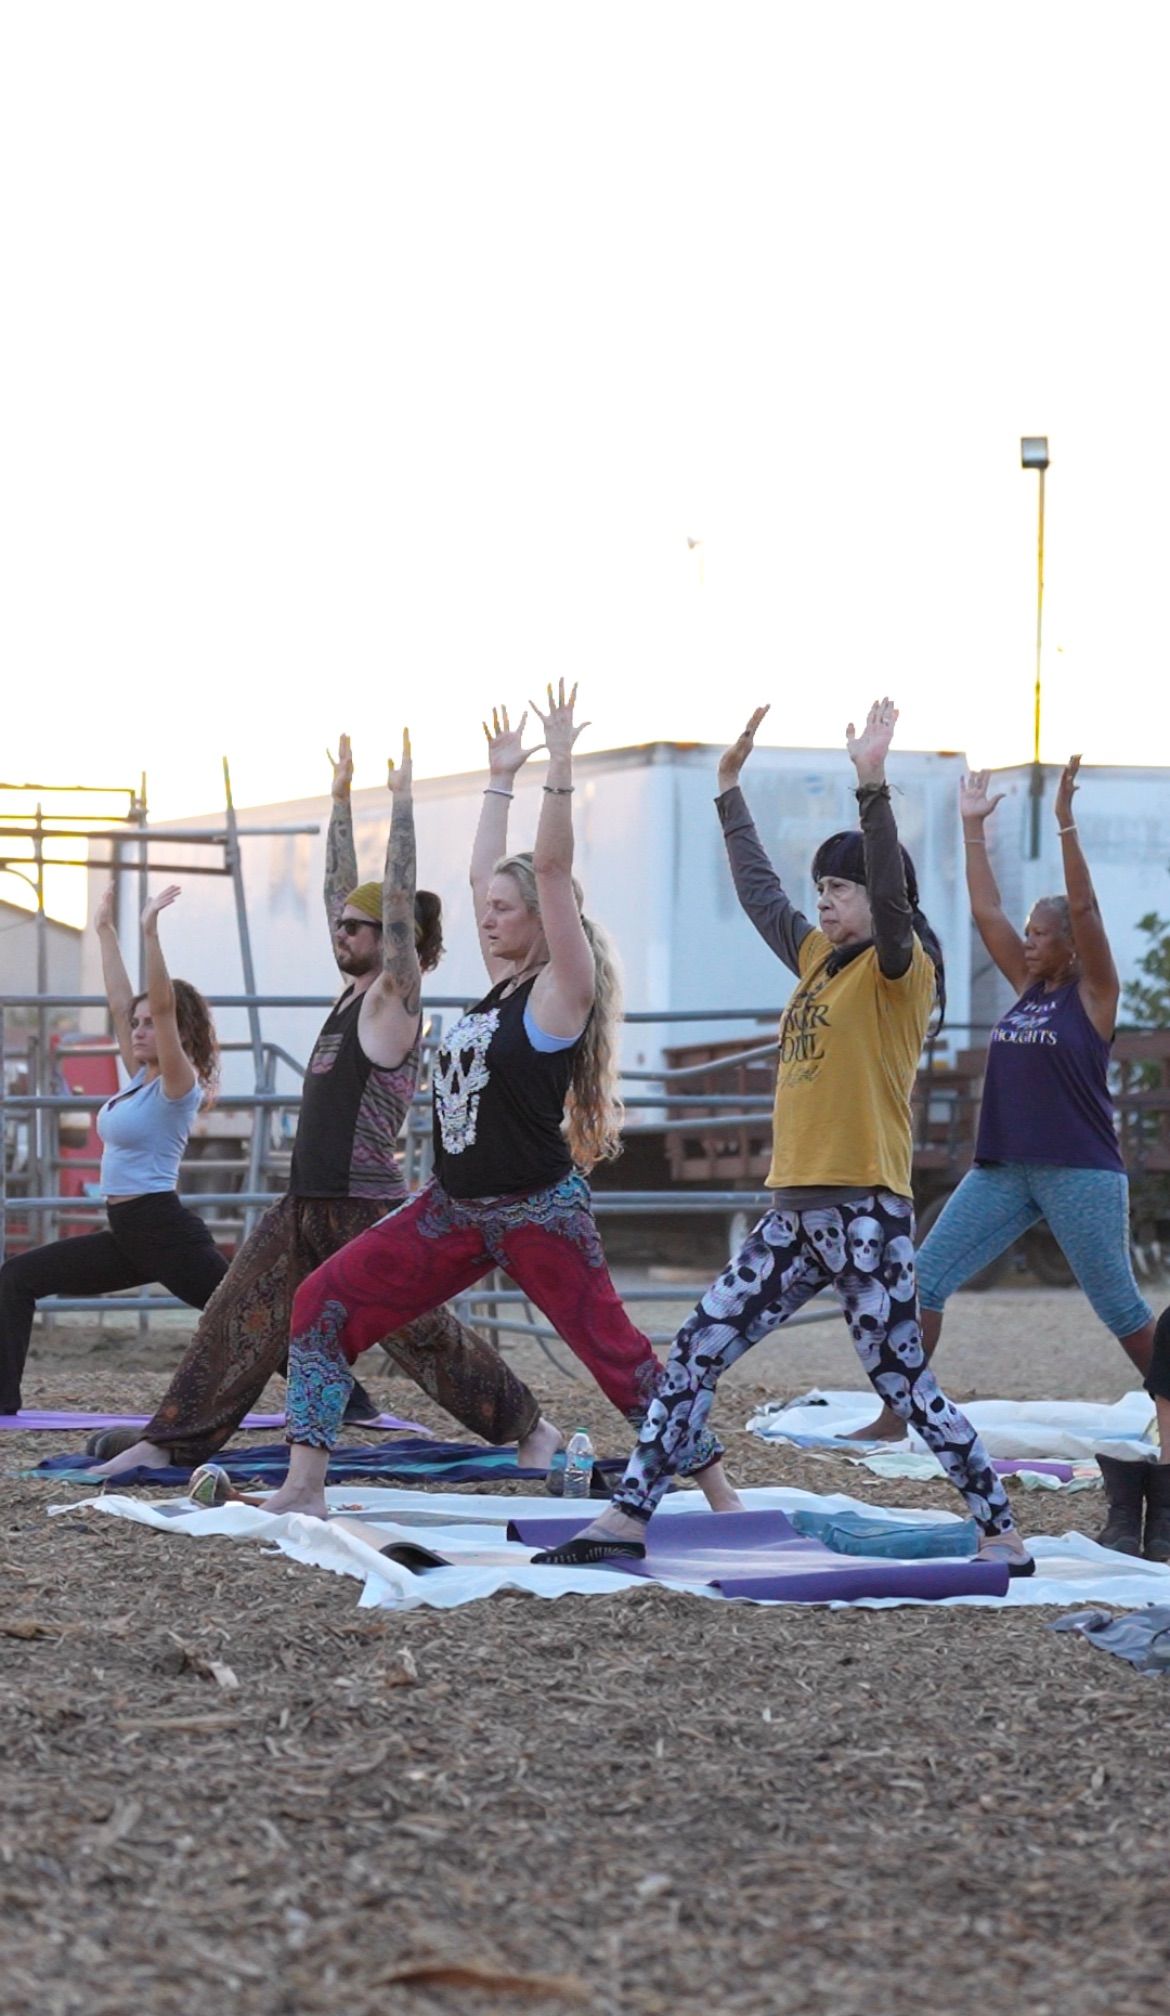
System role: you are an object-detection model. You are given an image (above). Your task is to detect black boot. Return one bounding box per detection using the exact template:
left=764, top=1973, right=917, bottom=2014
left=1143, top=1463, right=1170, bottom=1564
left=1095, top=1454, right=1147, bottom=1556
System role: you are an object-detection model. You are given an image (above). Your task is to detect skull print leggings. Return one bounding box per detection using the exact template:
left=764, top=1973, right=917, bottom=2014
left=609, top=1190, right=1016, bottom=1535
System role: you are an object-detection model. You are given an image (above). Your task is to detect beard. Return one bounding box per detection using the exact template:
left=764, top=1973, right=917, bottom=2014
left=335, top=945, right=381, bottom=979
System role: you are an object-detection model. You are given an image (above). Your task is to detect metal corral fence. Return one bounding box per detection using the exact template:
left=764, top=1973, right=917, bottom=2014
left=8, top=989, right=1168, bottom=1364
left=0, top=991, right=846, bottom=1364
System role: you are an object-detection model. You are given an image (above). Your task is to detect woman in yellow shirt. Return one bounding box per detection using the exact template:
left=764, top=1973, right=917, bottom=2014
left=536, top=699, right=1032, bottom=1576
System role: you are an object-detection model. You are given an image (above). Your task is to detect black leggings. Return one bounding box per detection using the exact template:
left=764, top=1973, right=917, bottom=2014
left=1150, top=1308, right=1170, bottom=1403
left=0, top=1192, right=228, bottom=1412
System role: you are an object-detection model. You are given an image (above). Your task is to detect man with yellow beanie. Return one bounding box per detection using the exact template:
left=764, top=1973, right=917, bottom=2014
left=90, top=733, right=552, bottom=1478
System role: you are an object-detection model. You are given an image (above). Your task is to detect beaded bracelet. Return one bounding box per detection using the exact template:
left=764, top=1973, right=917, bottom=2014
left=543, top=784, right=574, bottom=795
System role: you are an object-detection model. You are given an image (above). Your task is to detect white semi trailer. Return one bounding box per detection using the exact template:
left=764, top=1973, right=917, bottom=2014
left=82, top=738, right=984, bottom=1090
left=78, top=745, right=1170, bottom=1271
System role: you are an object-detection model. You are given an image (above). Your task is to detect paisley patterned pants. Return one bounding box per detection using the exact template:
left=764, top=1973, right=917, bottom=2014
left=141, top=1192, right=541, bottom=1465
left=284, top=1173, right=722, bottom=1470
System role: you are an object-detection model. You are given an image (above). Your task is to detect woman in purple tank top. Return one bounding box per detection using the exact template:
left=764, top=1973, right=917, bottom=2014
left=855, top=756, right=1169, bottom=1563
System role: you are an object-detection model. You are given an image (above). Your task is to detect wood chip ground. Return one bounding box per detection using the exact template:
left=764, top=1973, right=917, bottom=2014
left=3, top=1284, right=1167, bottom=2015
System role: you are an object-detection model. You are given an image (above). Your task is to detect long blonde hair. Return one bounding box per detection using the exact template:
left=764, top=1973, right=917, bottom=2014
left=493, top=852, right=625, bottom=1169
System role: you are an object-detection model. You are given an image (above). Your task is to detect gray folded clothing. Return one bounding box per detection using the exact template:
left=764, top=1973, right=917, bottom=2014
left=1050, top=1606, right=1170, bottom=1673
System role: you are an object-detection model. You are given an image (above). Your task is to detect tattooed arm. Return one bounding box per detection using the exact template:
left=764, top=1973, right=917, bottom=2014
left=325, top=733, right=359, bottom=937
left=357, top=730, right=425, bottom=1069
left=380, top=732, right=422, bottom=1018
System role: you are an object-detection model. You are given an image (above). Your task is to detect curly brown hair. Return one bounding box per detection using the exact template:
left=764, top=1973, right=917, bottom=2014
left=414, top=890, right=444, bottom=973
left=131, top=981, right=220, bottom=1105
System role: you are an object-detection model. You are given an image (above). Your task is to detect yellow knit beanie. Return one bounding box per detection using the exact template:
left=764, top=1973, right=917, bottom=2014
left=344, top=882, right=383, bottom=923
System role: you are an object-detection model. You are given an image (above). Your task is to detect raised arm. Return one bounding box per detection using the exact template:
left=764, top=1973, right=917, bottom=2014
left=959, top=769, right=1028, bottom=992
left=471, top=704, right=539, bottom=984
left=141, top=887, right=197, bottom=1099
left=358, top=731, right=427, bottom=1068
left=1055, top=755, right=1119, bottom=1028
left=715, top=706, right=811, bottom=976
left=324, top=733, right=359, bottom=936
left=846, top=698, right=914, bottom=980
left=527, top=680, right=596, bottom=1035
left=95, top=885, right=136, bottom=1074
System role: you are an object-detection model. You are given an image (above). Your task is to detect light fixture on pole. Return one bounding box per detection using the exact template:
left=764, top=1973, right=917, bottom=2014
left=1020, top=435, right=1049, bottom=858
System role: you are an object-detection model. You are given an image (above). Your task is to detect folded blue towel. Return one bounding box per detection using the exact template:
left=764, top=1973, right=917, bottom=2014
left=788, top=1507, right=977, bottom=1560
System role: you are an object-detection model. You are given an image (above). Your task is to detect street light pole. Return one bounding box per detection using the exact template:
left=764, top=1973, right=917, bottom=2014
left=1021, top=435, right=1049, bottom=858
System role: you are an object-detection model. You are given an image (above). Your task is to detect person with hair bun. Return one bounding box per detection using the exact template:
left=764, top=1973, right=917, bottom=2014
left=0, top=884, right=228, bottom=1413
left=263, top=686, right=742, bottom=1517
left=91, top=731, right=548, bottom=1478
left=539, top=699, right=1032, bottom=1572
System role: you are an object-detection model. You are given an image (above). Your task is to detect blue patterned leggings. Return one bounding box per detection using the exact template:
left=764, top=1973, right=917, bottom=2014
left=611, top=1190, right=1015, bottom=1534
left=917, top=1163, right=1151, bottom=1339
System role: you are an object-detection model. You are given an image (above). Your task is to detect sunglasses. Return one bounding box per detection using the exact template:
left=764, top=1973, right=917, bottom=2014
left=337, top=917, right=381, bottom=937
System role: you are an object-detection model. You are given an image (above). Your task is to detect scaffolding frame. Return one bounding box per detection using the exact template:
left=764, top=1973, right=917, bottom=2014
left=0, top=767, right=320, bottom=1260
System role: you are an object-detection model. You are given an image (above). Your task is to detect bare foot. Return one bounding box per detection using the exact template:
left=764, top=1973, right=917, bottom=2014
left=976, top=1529, right=1035, bottom=1577
left=260, top=1485, right=329, bottom=1520
left=93, top=1439, right=171, bottom=1478
left=517, top=1416, right=562, bottom=1471
left=569, top=1506, right=649, bottom=1546
left=841, top=1409, right=908, bottom=1442
left=694, top=1459, right=745, bottom=1513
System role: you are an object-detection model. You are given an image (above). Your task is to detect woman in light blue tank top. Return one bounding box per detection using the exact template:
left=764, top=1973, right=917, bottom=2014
left=0, top=886, right=228, bottom=1414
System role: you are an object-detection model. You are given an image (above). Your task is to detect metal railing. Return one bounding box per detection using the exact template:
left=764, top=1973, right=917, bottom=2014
left=1, top=989, right=857, bottom=1350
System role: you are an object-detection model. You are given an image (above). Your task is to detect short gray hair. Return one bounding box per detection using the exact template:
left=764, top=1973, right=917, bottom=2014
left=1031, top=894, right=1072, bottom=938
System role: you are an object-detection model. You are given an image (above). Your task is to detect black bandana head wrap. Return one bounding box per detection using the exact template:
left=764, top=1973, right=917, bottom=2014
left=808, top=830, right=944, bottom=1024
left=810, top=830, right=921, bottom=908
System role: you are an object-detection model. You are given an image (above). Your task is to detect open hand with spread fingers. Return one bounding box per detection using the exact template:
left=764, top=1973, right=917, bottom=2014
left=1055, top=754, right=1082, bottom=833
left=328, top=733, right=354, bottom=802
left=482, top=703, right=540, bottom=782
left=387, top=728, right=413, bottom=796
left=960, top=768, right=1006, bottom=826
left=717, top=705, right=770, bottom=793
left=528, top=678, right=589, bottom=763
left=846, top=697, right=898, bottom=785
left=142, top=885, right=181, bottom=933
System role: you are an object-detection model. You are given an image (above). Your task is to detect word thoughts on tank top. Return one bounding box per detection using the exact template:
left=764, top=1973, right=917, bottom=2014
left=975, top=980, right=1123, bottom=1171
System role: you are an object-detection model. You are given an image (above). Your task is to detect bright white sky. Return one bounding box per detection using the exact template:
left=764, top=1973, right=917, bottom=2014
left=3, top=1, right=1168, bottom=925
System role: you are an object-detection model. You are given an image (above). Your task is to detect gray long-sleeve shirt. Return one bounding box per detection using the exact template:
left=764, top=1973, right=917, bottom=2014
left=715, top=781, right=924, bottom=1204
left=714, top=781, right=915, bottom=979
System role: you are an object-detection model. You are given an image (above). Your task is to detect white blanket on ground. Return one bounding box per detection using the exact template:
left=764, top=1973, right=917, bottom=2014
left=48, top=1482, right=1170, bottom=1615
left=746, top=1389, right=1157, bottom=1461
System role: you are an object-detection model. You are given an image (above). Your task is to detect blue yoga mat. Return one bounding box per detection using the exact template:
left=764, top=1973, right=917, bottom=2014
left=31, top=1439, right=625, bottom=1489
left=506, top=1508, right=1010, bottom=1602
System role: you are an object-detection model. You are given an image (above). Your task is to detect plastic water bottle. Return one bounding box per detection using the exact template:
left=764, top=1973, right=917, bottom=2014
left=562, top=1428, right=595, bottom=1499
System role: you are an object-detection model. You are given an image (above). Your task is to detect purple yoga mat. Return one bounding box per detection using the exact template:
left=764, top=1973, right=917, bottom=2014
left=507, top=1508, right=1011, bottom=1603
left=992, top=1459, right=1077, bottom=1481
left=0, top=1409, right=433, bottom=1435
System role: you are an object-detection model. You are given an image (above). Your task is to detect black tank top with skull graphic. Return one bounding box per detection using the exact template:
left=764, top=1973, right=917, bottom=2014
left=432, top=976, right=580, bottom=1199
